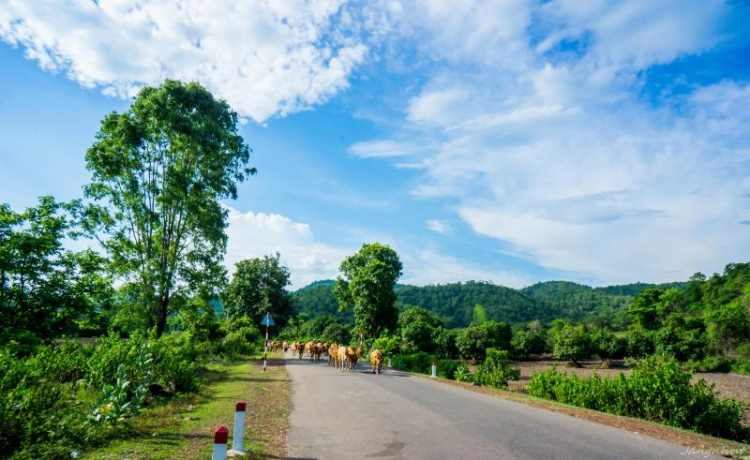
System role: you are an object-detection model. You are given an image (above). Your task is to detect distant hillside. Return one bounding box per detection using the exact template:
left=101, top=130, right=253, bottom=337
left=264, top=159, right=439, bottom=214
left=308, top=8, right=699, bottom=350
left=596, top=282, right=686, bottom=297
left=296, top=279, right=336, bottom=291
left=290, top=278, right=688, bottom=329
left=395, top=281, right=543, bottom=328
left=521, top=281, right=633, bottom=327
left=291, top=283, right=352, bottom=323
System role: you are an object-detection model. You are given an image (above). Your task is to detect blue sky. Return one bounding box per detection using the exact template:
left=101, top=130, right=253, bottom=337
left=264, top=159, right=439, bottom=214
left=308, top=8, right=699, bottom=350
left=1, top=0, right=749, bottom=288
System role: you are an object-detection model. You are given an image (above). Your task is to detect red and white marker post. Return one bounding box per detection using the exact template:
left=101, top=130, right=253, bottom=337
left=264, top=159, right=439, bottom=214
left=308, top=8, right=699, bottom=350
left=263, top=312, right=269, bottom=372
left=213, top=426, right=229, bottom=460
left=227, top=401, right=247, bottom=456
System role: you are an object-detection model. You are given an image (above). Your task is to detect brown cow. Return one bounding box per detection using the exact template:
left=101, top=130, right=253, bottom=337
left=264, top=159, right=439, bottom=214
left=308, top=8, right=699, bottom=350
left=345, top=346, right=359, bottom=372
left=283, top=341, right=289, bottom=353
left=291, top=341, right=299, bottom=356
left=370, top=349, right=383, bottom=374
left=305, top=341, right=315, bottom=361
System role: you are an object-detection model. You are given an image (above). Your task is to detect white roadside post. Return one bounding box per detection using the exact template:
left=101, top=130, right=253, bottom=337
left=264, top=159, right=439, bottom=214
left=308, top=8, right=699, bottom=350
left=228, top=401, right=247, bottom=457
left=431, top=361, right=437, bottom=378
left=213, top=426, right=228, bottom=460
left=387, top=358, right=392, bottom=368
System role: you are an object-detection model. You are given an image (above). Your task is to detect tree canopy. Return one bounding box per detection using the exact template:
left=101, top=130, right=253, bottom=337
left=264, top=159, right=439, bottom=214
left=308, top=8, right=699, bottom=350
left=80, top=80, right=253, bottom=336
left=224, top=254, right=294, bottom=328
left=334, top=243, right=402, bottom=338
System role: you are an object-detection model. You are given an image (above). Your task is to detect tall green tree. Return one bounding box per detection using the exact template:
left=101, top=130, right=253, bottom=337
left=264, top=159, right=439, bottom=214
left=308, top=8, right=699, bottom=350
left=334, top=243, right=402, bottom=338
left=224, top=254, right=294, bottom=328
left=81, top=80, right=254, bottom=336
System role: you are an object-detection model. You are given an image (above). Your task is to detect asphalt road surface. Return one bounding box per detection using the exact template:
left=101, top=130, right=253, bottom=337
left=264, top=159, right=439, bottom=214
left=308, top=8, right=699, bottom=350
left=285, top=354, right=720, bottom=460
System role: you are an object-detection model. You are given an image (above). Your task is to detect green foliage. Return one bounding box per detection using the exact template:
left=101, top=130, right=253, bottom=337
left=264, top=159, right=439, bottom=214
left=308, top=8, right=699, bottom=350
left=89, top=363, right=149, bottom=425
left=475, top=349, right=520, bottom=389
left=372, top=336, right=401, bottom=357
left=81, top=80, right=253, bottom=336
left=453, top=364, right=473, bottom=382
left=591, top=328, right=626, bottom=362
left=292, top=282, right=352, bottom=324
left=527, top=356, right=748, bottom=441
left=398, top=281, right=541, bottom=328
left=0, top=198, right=114, bottom=346
left=511, top=324, right=548, bottom=359
left=456, top=321, right=512, bottom=361
left=436, top=359, right=461, bottom=379
left=398, top=307, right=442, bottom=353
left=392, top=352, right=434, bottom=374
left=434, top=328, right=459, bottom=359
left=553, top=324, right=591, bottom=365
left=334, top=243, right=403, bottom=338
left=322, top=322, right=351, bottom=344
left=224, top=254, right=294, bottom=328
left=471, top=304, right=488, bottom=325
left=626, top=327, right=654, bottom=358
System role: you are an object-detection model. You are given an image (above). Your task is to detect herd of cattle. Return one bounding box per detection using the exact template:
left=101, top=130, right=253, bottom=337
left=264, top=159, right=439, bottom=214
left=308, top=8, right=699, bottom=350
left=269, top=340, right=384, bottom=374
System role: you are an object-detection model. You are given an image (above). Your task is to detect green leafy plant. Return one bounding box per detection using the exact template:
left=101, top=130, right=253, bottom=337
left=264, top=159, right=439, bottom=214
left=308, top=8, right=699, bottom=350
left=474, top=349, right=520, bottom=389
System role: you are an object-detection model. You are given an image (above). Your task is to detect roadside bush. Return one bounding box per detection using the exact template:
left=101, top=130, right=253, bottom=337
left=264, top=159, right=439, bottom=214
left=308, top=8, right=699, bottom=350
left=527, top=355, right=748, bottom=442
left=474, top=349, right=520, bottom=389
left=372, top=336, right=401, bottom=357
left=436, top=359, right=461, bottom=379
left=221, top=331, right=258, bottom=358
left=393, top=352, right=434, bottom=374
left=454, top=364, right=473, bottom=382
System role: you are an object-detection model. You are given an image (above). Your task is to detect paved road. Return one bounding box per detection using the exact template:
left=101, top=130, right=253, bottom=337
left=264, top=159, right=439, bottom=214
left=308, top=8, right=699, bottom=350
left=285, top=355, right=720, bottom=460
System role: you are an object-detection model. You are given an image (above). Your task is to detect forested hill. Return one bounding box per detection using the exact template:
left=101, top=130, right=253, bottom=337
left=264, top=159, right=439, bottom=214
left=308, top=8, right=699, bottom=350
left=291, top=279, right=683, bottom=328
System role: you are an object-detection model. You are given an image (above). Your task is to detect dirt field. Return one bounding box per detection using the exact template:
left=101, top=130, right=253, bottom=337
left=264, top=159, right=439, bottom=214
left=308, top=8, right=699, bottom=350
left=496, top=359, right=750, bottom=426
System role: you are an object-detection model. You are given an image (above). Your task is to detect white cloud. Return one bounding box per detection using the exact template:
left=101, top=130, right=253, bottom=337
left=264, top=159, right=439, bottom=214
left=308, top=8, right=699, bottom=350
left=400, top=249, right=531, bottom=288
left=0, top=0, right=369, bottom=122
left=225, top=206, right=352, bottom=288
left=350, top=1, right=750, bottom=284
left=425, top=219, right=450, bottom=235
left=347, top=139, right=423, bottom=158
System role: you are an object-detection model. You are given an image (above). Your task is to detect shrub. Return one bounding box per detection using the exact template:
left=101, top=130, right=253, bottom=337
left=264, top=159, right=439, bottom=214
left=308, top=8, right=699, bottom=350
left=392, top=352, right=434, bottom=374
left=436, top=359, right=461, bottom=379
left=527, top=355, right=748, bottom=442
left=474, top=349, right=520, bottom=389
left=456, top=321, right=512, bottom=361
left=372, top=336, right=401, bottom=357
left=222, top=331, right=258, bottom=358
left=553, top=324, right=591, bottom=365
left=454, top=364, right=473, bottom=382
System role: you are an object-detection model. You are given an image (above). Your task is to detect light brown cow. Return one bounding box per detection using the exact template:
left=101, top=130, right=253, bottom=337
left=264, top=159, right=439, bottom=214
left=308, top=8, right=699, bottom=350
left=345, top=346, right=359, bottom=372
left=305, top=341, right=316, bottom=361
left=291, top=341, right=299, bottom=356
left=337, top=345, right=348, bottom=372
left=283, top=341, right=289, bottom=353
left=328, top=344, right=339, bottom=367
left=370, top=349, right=383, bottom=374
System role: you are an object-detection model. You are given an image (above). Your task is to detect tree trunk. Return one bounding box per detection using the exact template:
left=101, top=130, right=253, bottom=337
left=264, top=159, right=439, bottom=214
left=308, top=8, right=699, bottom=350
left=156, top=292, right=170, bottom=337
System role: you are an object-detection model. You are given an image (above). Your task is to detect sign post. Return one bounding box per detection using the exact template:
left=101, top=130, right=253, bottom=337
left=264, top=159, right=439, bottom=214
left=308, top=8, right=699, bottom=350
left=260, top=313, right=275, bottom=372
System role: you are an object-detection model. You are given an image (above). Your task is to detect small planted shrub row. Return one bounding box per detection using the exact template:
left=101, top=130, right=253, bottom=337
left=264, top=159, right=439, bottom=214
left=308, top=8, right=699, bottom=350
left=527, top=355, right=748, bottom=442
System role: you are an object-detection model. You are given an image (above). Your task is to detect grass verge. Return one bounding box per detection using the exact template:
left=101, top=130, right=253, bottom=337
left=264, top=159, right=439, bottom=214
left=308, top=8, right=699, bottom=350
left=406, top=371, right=750, bottom=460
left=83, top=355, right=290, bottom=460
